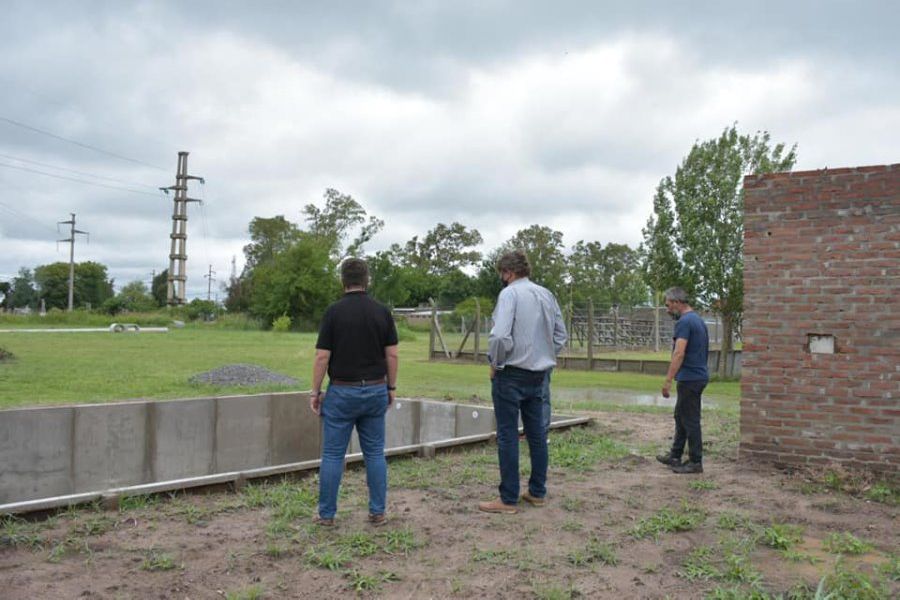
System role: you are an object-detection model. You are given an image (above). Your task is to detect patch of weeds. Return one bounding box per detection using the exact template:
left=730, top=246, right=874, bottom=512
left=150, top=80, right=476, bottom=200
left=119, top=493, right=158, bottom=511
left=241, top=479, right=317, bottom=521
left=759, top=522, right=804, bottom=550
left=716, top=512, right=751, bottom=532
left=560, top=497, right=584, bottom=512
left=877, top=553, right=899, bottom=582
left=72, top=515, right=116, bottom=537
left=224, top=585, right=265, bottom=600
left=823, top=532, right=873, bottom=555
left=0, top=516, right=47, bottom=550
left=265, top=542, right=288, bottom=558
left=531, top=578, right=579, bottom=600
left=818, top=560, right=891, bottom=600
left=167, top=500, right=210, bottom=526
left=560, top=519, right=583, bottom=533
left=549, top=426, right=630, bottom=471
left=720, top=553, right=761, bottom=586
left=140, top=549, right=179, bottom=571
left=472, top=547, right=517, bottom=565
left=566, top=536, right=617, bottom=567
left=690, top=479, right=719, bottom=491
left=46, top=535, right=93, bottom=563
left=779, top=548, right=821, bottom=565
left=381, top=526, right=419, bottom=555
left=337, top=532, right=379, bottom=557
left=630, top=501, right=706, bottom=540
left=305, top=546, right=351, bottom=571
left=344, top=568, right=400, bottom=593
left=865, top=483, right=899, bottom=506
left=680, top=546, right=720, bottom=581
left=705, top=587, right=775, bottom=600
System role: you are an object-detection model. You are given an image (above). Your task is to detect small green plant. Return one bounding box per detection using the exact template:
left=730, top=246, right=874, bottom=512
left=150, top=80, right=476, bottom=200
left=531, top=579, right=579, bottom=600
left=823, top=532, right=873, bottom=555
left=630, top=502, right=706, bottom=540
left=560, top=519, right=583, bottom=532
left=721, top=553, right=761, bottom=586
left=72, top=515, right=116, bottom=537
left=338, top=532, right=379, bottom=557
left=680, top=546, right=720, bottom=581
left=690, top=479, right=718, bottom=491
left=305, top=546, right=351, bottom=571
left=716, top=512, right=750, bottom=531
left=141, top=549, right=178, bottom=571
left=271, top=314, right=292, bottom=332
left=345, top=569, right=381, bottom=592
left=818, top=560, right=890, bottom=599
left=381, top=527, right=419, bottom=555
left=265, top=543, right=287, bottom=558
left=0, top=516, right=47, bottom=549
left=760, top=522, right=804, bottom=550
left=865, top=483, right=899, bottom=506
left=878, top=553, right=899, bottom=581
left=566, top=536, right=617, bottom=567
left=119, top=493, right=158, bottom=511
left=224, top=585, right=265, bottom=600
left=560, top=497, right=584, bottom=512
left=780, top=548, right=821, bottom=564
left=706, top=587, right=774, bottom=600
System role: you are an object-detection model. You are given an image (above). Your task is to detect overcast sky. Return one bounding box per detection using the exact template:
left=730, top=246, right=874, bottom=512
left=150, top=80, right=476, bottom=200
left=1, top=1, right=897, bottom=300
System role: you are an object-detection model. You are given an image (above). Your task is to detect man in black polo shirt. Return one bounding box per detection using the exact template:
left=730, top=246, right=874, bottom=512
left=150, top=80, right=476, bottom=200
left=310, top=258, right=399, bottom=526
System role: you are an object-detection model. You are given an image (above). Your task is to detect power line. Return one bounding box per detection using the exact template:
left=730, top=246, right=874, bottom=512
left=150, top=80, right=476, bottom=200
left=0, top=116, right=169, bottom=172
left=0, top=152, right=160, bottom=190
left=0, top=161, right=163, bottom=197
left=0, top=200, right=59, bottom=235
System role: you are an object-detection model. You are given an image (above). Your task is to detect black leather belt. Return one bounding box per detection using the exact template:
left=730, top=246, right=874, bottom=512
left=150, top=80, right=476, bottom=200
left=330, top=377, right=387, bottom=387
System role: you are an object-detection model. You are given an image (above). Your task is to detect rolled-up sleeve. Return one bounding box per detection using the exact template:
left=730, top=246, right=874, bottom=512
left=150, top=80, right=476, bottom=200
left=488, top=289, right=515, bottom=368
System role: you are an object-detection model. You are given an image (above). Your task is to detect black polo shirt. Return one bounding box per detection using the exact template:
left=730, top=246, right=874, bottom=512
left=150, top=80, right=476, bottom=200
left=315, top=291, right=398, bottom=381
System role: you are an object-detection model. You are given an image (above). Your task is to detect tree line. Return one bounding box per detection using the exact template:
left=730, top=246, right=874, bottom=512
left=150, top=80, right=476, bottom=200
left=1, top=125, right=796, bottom=362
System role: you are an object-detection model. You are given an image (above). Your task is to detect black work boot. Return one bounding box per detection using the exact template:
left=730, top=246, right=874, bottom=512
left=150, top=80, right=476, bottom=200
left=671, top=461, right=703, bottom=474
left=656, top=452, right=682, bottom=467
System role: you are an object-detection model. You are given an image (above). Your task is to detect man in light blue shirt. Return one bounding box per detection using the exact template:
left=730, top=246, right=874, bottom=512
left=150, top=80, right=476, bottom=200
left=479, top=250, right=567, bottom=514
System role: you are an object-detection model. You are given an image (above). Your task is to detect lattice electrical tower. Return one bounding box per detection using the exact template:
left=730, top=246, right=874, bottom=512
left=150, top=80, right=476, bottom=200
left=161, top=151, right=204, bottom=306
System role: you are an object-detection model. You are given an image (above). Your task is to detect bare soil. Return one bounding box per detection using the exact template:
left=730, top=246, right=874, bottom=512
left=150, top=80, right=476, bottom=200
left=1, top=410, right=896, bottom=599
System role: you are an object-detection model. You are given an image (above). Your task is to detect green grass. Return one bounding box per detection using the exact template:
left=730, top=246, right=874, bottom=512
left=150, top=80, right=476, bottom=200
left=0, top=328, right=739, bottom=408
left=630, top=501, right=706, bottom=540
left=823, top=532, right=873, bottom=555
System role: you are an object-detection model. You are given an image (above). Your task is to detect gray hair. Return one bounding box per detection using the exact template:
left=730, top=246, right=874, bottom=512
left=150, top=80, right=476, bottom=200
left=663, top=287, right=690, bottom=304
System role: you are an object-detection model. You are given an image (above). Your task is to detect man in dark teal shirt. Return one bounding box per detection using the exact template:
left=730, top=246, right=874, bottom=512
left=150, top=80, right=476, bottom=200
left=656, top=287, right=709, bottom=474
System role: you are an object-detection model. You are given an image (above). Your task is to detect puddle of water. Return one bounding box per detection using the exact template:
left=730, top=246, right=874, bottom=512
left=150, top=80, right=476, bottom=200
left=552, top=387, right=718, bottom=409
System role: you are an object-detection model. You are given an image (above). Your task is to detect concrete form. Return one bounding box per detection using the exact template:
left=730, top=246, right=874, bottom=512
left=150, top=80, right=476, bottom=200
left=0, top=392, right=589, bottom=514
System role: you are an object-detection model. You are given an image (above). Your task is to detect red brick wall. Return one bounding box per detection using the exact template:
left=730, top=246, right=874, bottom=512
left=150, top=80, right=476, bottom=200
left=740, top=164, right=899, bottom=471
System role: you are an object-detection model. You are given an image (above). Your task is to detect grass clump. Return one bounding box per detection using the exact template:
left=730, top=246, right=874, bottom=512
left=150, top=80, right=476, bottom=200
left=823, top=532, right=873, bottom=555
left=549, top=425, right=631, bottom=470
left=224, top=585, right=265, bottom=600
left=817, top=560, right=891, bottom=600
left=140, top=549, right=178, bottom=571
left=630, top=502, right=706, bottom=540
left=758, top=522, right=804, bottom=551
left=0, top=516, right=48, bottom=550
left=566, top=536, right=617, bottom=567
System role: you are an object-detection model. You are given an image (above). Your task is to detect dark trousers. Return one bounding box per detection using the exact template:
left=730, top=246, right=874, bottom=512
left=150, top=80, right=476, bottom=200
left=670, top=380, right=707, bottom=464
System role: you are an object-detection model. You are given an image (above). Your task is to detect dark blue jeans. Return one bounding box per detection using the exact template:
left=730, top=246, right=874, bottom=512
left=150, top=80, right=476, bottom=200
left=541, top=369, right=552, bottom=437
left=671, top=380, right=707, bottom=464
left=318, top=384, right=389, bottom=519
left=492, top=366, right=549, bottom=505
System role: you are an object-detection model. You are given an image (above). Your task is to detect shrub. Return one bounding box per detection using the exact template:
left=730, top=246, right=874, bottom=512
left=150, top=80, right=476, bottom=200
left=272, top=314, right=292, bottom=332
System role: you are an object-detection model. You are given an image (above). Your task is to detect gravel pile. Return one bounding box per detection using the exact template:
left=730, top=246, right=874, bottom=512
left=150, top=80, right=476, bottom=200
left=189, top=364, right=299, bottom=387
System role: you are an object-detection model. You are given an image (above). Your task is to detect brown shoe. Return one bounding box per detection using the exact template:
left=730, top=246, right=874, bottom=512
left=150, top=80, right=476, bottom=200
left=313, top=515, right=335, bottom=527
left=478, top=499, right=518, bottom=514
left=521, top=491, right=546, bottom=507
left=368, top=513, right=387, bottom=527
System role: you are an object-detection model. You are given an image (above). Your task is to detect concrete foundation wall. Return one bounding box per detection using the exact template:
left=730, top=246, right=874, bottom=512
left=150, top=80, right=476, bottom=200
left=0, top=393, right=512, bottom=506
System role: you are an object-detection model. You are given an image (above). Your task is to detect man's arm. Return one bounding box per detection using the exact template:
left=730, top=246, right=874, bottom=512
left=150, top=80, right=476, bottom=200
left=385, top=344, right=398, bottom=405
left=662, top=338, right=687, bottom=398
left=487, top=289, right=515, bottom=376
left=310, top=349, right=331, bottom=414
left=552, top=299, right=568, bottom=355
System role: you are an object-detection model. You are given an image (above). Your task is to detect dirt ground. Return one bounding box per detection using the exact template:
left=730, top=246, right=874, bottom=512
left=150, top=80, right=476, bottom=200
left=1, top=410, right=897, bottom=600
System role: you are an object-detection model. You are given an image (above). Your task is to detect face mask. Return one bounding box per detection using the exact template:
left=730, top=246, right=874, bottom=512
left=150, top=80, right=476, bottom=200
left=500, top=272, right=510, bottom=288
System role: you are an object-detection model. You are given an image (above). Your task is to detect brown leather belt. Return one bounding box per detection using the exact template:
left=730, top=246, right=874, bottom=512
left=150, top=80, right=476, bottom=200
left=330, top=377, right=387, bottom=387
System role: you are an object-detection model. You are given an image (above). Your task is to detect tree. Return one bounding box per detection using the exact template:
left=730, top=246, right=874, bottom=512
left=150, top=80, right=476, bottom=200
left=242, top=216, right=301, bottom=272
left=247, top=233, right=340, bottom=328
left=116, top=280, right=157, bottom=312
left=33, top=261, right=113, bottom=310
left=302, top=188, right=383, bottom=258
left=8, top=268, right=36, bottom=309
left=568, top=241, right=649, bottom=309
left=397, top=222, right=483, bottom=276
left=0, top=280, right=10, bottom=310
left=641, top=125, right=796, bottom=375
left=151, top=269, right=168, bottom=307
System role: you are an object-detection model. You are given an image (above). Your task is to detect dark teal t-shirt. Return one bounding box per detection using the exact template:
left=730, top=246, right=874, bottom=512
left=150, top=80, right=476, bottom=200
left=673, top=311, right=709, bottom=382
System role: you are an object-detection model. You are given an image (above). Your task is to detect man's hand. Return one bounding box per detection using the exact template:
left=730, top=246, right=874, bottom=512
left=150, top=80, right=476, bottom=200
left=309, top=391, right=322, bottom=415
left=489, top=365, right=496, bottom=380
left=661, top=380, right=671, bottom=399
left=387, top=389, right=396, bottom=406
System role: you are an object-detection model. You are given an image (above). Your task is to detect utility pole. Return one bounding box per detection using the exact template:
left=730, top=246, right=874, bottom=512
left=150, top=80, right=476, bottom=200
left=204, top=264, right=216, bottom=301
left=161, top=151, right=204, bottom=306
left=57, top=213, right=89, bottom=312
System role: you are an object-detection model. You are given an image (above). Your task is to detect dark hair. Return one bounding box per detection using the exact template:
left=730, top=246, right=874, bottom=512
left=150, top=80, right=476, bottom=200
left=341, top=257, right=369, bottom=288
left=496, top=249, right=531, bottom=278
left=663, top=286, right=690, bottom=304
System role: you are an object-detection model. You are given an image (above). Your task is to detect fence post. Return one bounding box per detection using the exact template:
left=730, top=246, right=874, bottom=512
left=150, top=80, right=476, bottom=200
left=428, top=302, right=436, bottom=361
left=613, top=304, right=619, bottom=350
left=474, top=297, right=481, bottom=362
left=587, top=298, right=594, bottom=369
left=654, top=303, right=660, bottom=353
left=566, top=302, right=573, bottom=352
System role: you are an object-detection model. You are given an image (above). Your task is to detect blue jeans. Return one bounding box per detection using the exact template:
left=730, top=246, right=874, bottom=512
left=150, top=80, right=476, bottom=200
left=541, top=369, right=552, bottom=437
left=318, top=384, right=389, bottom=520
left=492, top=366, right=549, bottom=505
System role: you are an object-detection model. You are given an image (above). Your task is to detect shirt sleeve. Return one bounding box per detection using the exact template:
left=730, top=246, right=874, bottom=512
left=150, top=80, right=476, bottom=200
left=315, top=308, right=334, bottom=350
left=488, top=288, right=515, bottom=367
left=384, top=309, right=399, bottom=346
left=551, top=297, right=568, bottom=355
left=673, top=316, right=690, bottom=342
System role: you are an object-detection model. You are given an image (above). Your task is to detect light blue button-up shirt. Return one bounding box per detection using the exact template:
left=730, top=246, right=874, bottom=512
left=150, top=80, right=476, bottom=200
left=488, top=277, right=567, bottom=371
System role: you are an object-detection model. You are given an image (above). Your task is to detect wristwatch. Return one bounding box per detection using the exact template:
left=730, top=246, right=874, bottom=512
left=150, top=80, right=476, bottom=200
left=387, top=385, right=396, bottom=391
